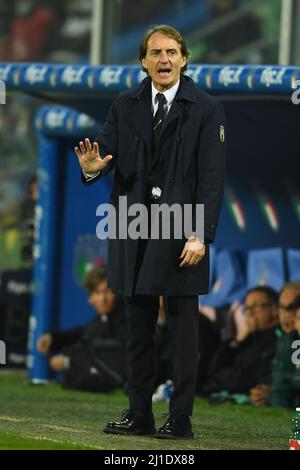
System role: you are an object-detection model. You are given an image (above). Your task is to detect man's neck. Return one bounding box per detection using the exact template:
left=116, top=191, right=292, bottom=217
left=152, top=79, right=180, bottom=93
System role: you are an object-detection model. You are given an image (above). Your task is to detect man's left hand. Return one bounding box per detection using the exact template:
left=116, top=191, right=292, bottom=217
left=179, top=236, right=206, bottom=267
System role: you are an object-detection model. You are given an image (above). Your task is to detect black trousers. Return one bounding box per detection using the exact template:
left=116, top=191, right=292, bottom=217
left=124, top=294, right=199, bottom=416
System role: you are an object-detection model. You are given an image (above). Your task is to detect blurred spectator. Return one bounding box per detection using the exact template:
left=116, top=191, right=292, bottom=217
left=20, top=175, right=38, bottom=222
left=19, top=175, right=38, bottom=265
left=0, top=265, right=33, bottom=367
left=0, top=175, right=38, bottom=366
left=1, top=0, right=61, bottom=62
left=200, top=0, right=261, bottom=63
left=195, top=301, right=248, bottom=392
left=197, top=286, right=279, bottom=404
left=271, top=284, right=300, bottom=408
left=37, top=265, right=126, bottom=392
left=46, top=1, right=92, bottom=64
left=278, top=281, right=300, bottom=334
left=0, top=1, right=14, bottom=39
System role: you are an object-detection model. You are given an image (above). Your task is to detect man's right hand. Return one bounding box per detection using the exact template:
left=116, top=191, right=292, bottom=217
left=235, top=316, right=256, bottom=343
left=74, top=138, right=113, bottom=175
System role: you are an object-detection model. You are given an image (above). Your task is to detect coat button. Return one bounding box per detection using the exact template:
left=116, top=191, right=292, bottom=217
left=177, top=136, right=181, bottom=143
left=209, top=223, right=215, bottom=229
left=135, top=136, right=139, bottom=142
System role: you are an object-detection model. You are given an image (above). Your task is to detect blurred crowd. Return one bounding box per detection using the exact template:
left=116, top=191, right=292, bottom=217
left=197, top=282, right=300, bottom=408
left=0, top=0, right=92, bottom=64
left=0, top=0, right=279, bottom=64
left=32, top=263, right=300, bottom=409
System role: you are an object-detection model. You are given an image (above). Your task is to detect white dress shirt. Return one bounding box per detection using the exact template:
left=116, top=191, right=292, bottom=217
left=84, top=79, right=180, bottom=179
left=151, top=79, right=180, bottom=116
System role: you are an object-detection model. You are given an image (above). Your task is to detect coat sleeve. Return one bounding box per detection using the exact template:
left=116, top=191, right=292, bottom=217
left=49, top=325, right=86, bottom=351
left=81, top=98, right=119, bottom=186
left=196, top=99, right=226, bottom=243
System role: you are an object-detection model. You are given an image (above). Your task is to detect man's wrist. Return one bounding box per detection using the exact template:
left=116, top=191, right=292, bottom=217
left=82, top=169, right=101, bottom=179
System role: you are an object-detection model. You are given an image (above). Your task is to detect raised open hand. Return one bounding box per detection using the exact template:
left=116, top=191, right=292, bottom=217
left=74, top=138, right=113, bottom=174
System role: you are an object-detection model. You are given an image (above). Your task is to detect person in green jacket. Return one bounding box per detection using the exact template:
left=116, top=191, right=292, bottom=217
left=271, top=291, right=300, bottom=408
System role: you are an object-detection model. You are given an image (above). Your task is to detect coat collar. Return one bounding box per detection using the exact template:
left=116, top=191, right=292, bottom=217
left=129, top=73, right=199, bottom=104
left=128, top=74, right=198, bottom=151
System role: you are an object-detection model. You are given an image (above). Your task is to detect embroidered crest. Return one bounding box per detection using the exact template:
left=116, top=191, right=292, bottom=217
left=220, top=125, right=225, bottom=142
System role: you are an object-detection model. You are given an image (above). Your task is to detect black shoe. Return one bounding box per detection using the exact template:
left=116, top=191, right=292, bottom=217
left=155, top=414, right=194, bottom=439
left=103, top=409, right=156, bottom=436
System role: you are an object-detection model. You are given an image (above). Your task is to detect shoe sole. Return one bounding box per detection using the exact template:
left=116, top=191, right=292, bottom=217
left=103, top=427, right=156, bottom=436
left=154, top=432, right=194, bottom=440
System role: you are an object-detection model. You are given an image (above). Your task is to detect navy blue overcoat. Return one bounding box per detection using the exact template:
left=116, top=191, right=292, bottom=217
left=83, top=74, right=226, bottom=296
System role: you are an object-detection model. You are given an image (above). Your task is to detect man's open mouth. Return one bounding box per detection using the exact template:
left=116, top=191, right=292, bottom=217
left=157, top=68, right=172, bottom=77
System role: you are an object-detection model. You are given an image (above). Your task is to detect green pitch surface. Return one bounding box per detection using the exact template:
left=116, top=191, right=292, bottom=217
left=0, top=371, right=293, bottom=450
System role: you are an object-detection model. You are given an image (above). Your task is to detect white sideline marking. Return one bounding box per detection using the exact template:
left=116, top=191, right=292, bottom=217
left=0, top=416, right=24, bottom=422
left=19, top=435, right=105, bottom=450
left=0, top=416, right=104, bottom=450
left=0, top=416, right=88, bottom=432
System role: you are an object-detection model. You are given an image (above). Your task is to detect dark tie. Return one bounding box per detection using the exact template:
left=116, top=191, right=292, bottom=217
left=148, top=93, right=167, bottom=194
left=153, top=93, right=167, bottom=150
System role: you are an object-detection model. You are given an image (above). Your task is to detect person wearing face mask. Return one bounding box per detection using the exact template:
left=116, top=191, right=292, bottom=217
left=74, top=25, right=226, bottom=439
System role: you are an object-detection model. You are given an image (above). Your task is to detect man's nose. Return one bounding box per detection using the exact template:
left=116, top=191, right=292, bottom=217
left=159, top=53, right=169, bottom=63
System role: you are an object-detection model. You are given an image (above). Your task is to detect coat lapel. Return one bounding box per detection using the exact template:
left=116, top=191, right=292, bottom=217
left=161, top=74, right=199, bottom=136
left=160, top=99, right=182, bottom=135
left=128, top=74, right=199, bottom=150
left=129, top=77, right=153, bottom=153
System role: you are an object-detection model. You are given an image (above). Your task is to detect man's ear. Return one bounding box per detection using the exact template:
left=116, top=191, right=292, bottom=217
left=141, top=58, right=147, bottom=71
left=181, top=56, right=187, bottom=69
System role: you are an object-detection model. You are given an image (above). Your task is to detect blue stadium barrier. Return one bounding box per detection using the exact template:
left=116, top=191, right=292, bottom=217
left=28, top=106, right=111, bottom=382
left=1, top=63, right=300, bottom=95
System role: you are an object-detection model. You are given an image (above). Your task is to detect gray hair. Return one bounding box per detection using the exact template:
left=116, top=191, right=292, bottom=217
left=280, top=280, right=300, bottom=296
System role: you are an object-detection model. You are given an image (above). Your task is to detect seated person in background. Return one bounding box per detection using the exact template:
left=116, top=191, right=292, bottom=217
left=271, top=285, right=300, bottom=408
left=195, top=301, right=247, bottom=392
left=277, top=281, right=300, bottom=335
left=198, top=286, right=279, bottom=404
left=37, top=265, right=126, bottom=392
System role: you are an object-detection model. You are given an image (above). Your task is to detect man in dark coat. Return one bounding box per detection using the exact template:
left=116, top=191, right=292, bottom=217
left=75, top=25, right=226, bottom=439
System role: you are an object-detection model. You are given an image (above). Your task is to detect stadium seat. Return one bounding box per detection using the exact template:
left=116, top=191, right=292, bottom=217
left=200, top=249, right=247, bottom=307
left=287, top=248, right=300, bottom=281
left=247, top=247, right=285, bottom=292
